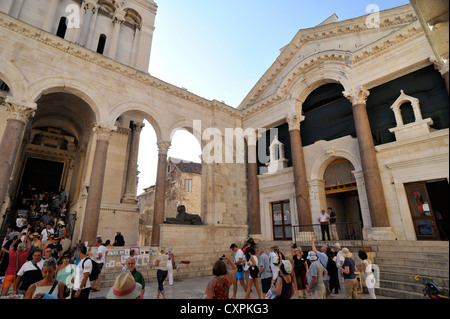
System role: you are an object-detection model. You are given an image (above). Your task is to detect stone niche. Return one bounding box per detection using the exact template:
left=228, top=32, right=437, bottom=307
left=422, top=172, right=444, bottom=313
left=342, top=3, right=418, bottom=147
left=389, top=90, right=434, bottom=141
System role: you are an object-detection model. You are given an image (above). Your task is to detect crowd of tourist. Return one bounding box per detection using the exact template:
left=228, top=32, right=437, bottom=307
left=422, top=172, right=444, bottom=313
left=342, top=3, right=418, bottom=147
left=205, top=237, right=376, bottom=300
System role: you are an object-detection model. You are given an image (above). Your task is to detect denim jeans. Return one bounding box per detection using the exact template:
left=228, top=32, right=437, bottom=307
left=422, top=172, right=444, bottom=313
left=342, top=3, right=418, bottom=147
left=157, top=269, right=168, bottom=292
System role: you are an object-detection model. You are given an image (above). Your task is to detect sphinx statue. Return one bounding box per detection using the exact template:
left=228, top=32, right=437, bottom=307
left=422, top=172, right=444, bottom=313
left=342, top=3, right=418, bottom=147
left=164, top=205, right=203, bottom=225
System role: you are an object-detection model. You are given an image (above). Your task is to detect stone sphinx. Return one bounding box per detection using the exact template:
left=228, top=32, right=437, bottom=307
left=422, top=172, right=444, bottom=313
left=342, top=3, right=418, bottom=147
left=165, top=205, right=203, bottom=225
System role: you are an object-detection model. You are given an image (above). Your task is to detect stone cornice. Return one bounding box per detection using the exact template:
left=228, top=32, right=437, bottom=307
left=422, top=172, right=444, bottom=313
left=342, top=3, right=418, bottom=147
left=239, top=4, right=418, bottom=112
left=0, top=12, right=241, bottom=119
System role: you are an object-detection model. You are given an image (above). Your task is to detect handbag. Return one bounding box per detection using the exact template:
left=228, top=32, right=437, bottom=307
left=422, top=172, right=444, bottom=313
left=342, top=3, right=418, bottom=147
left=264, top=287, right=277, bottom=299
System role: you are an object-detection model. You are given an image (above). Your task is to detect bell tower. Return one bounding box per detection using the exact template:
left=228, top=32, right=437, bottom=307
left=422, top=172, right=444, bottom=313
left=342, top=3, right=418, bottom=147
left=0, top=0, right=158, bottom=72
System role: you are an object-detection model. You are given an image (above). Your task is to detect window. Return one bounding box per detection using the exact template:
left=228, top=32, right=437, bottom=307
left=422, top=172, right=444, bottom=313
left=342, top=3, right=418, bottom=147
left=96, top=34, right=107, bottom=54
left=0, top=80, right=10, bottom=92
left=185, top=179, right=192, bottom=192
left=56, top=17, right=68, bottom=39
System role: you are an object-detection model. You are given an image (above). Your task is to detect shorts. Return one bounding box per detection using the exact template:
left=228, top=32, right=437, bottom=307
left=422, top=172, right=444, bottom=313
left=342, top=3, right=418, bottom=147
left=2, top=275, right=16, bottom=288
left=235, top=270, right=244, bottom=280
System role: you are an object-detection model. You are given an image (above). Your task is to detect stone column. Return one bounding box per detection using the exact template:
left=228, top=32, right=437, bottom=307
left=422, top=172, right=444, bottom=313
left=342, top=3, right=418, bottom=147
left=122, top=122, right=144, bottom=203
left=286, top=112, right=312, bottom=227
left=42, top=0, right=60, bottom=33
left=78, top=0, right=97, bottom=47
left=108, top=10, right=126, bottom=60
left=0, top=97, right=37, bottom=213
left=130, top=26, right=141, bottom=67
left=343, top=86, right=392, bottom=238
left=246, top=132, right=262, bottom=237
left=151, top=140, right=171, bottom=247
left=80, top=125, right=116, bottom=246
left=8, top=0, right=25, bottom=19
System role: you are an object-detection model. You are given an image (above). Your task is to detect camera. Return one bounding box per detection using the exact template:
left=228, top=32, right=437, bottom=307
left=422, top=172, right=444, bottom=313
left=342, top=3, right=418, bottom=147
left=219, top=254, right=225, bottom=261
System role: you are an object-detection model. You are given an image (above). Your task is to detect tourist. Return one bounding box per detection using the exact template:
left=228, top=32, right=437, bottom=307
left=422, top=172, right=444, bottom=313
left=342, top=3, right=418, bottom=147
left=13, top=249, right=44, bottom=295
left=56, top=251, right=76, bottom=298
left=245, top=247, right=262, bottom=299
left=358, top=250, right=376, bottom=299
left=292, top=247, right=308, bottom=298
left=273, top=260, right=293, bottom=299
left=28, top=232, right=42, bottom=261
left=256, top=248, right=272, bottom=295
left=312, top=237, right=331, bottom=298
left=155, top=248, right=169, bottom=299
left=71, top=244, right=92, bottom=299
left=328, top=207, right=339, bottom=240
left=41, top=222, right=54, bottom=245
left=341, top=248, right=358, bottom=299
left=334, top=242, right=345, bottom=296
left=306, top=251, right=328, bottom=299
left=205, top=254, right=237, bottom=299
left=91, top=238, right=107, bottom=292
left=113, top=231, right=125, bottom=246
left=318, top=209, right=331, bottom=241
left=107, top=272, right=143, bottom=299
left=42, top=246, right=53, bottom=260
left=56, top=221, right=66, bottom=239
left=269, top=246, right=280, bottom=283
left=230, top=243, right=248, bottom=299
left=167, top=248, right=176, bottom=286
left=46, top=236, right=63, bottom=264
left=126, top=257, right=145, bottom=299
left=24, top=258, right=65, bottom=299
left=1, top=239, right=30, bottom=296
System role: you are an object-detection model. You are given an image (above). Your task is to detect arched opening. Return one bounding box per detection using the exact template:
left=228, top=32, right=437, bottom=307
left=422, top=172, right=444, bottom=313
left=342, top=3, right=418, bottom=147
left=301, top=83, right=355, bottom=147
left=96, top=34, right=107, bottom=54
left=324, top=158, right=363, bottom=241
left=0, top=79, right=10, bottom=92
left=56, top=17, right=68, bottom=39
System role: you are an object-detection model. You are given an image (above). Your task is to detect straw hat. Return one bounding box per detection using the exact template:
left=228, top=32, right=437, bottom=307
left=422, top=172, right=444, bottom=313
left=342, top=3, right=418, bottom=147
left=107, top=272, right=142, bottom=299
left=340, top=248, right=353, bottom=258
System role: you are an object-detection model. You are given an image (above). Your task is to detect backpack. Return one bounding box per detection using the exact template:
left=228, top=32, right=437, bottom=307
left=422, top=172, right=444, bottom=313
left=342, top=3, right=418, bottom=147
left=82, top=257, right=100, bottom=281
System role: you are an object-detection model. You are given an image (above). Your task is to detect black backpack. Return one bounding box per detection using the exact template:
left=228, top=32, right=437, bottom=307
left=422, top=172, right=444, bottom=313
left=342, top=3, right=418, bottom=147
left=82, top=257, right=100, bottom=281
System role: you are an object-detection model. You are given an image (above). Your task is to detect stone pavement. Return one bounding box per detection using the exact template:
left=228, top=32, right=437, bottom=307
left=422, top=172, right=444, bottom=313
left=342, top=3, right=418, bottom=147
left=90, top=275, right=393, bottom=299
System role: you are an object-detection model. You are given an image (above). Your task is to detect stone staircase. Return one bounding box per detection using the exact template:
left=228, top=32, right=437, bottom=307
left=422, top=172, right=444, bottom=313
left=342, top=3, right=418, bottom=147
left=368, top=240, right=449, bottom=299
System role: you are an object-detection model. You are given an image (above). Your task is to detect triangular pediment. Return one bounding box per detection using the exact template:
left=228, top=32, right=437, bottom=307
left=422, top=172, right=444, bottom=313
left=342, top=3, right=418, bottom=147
left=238, top=4, right=417, bottom=111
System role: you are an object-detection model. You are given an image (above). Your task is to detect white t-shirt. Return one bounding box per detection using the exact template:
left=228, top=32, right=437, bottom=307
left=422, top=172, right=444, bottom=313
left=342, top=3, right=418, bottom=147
left=95, top=245, right=108, bottom=264
left=319, top=213, right=330, bottom=223
left=74, top=257, right=92, bottom=290
left=41, top=228, right=54, bottom=243
left=234, top=249, right=244, bottom=267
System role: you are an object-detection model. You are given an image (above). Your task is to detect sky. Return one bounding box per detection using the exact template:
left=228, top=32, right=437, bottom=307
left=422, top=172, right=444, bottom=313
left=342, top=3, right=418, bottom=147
left=137, top=0, right=411, bottom=194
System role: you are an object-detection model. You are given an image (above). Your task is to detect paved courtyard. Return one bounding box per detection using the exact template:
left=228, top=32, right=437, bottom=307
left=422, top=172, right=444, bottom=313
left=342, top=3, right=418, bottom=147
left=90, top=275, right=393, bottom=299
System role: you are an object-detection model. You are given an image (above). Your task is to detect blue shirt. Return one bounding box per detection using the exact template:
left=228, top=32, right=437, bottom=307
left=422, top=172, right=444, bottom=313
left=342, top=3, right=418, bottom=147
left=258, top=253, right=272, bottom=279
left=343, top=258, right=356, bottom=279
left=317, top=252, right=330, bottom=280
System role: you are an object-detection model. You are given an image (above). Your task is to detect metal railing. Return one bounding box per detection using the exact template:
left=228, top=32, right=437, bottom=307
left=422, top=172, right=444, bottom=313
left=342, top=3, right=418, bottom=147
left=292, top=222, right=364, bottom=247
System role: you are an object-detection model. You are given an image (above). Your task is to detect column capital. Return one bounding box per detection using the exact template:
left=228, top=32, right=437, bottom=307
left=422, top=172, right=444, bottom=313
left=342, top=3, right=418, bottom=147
left=3, top=96, right=37, bottom=123
left=112, top=9, right=126, bottom=25
left=343, top=85, right=370, bottom=105
left=92, top=124, right=117, bottom=141
left=157, top=140, right=171, bottom=155
left=286, top=112, right=305, bottom=131
left=430, top=57, right=449, bottom=76
left=83, top=0, right=99, bottom=13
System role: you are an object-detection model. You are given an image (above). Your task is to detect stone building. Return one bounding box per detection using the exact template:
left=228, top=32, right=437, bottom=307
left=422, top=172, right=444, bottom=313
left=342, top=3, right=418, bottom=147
left=0, top=0, right=448, bottom=253
left=137, top=157, right=202, bottom=246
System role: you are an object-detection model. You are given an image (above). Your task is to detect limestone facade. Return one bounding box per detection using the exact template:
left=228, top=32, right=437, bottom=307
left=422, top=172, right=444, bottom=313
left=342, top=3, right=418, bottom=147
left=0, top=2, right=448, bottom=250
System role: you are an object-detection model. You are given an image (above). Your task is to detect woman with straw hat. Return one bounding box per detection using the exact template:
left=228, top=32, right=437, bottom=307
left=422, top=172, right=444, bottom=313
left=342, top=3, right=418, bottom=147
left=340, top=248, right=358, bottom=299
left=107, top=272, right=143, bottom=299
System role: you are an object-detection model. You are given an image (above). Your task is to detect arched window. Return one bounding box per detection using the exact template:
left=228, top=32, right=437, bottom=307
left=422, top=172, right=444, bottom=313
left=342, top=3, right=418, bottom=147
left=96, top=34, right=107, bottom=54
left=0, top=80, right=10, bottom=92
left=56, top=17, right=68, bottom=39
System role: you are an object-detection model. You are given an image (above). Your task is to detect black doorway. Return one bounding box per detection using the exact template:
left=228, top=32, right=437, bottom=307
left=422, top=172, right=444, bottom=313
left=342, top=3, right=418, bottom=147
left=426, top=180, right=449, bottom=241
left=19, top=157, right=64, bottom=199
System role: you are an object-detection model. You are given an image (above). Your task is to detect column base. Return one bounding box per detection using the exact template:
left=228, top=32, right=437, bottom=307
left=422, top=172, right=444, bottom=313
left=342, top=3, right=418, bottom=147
left=367, top=227, right=396, bottom=241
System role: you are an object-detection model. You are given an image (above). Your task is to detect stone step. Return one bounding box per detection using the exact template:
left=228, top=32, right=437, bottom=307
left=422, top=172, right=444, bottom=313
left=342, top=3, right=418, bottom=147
left=375, top=287, right=426, bottom=299
left=379, top=268, right=449, bottom=286
left=374, top=250, right=449, bottom=261
left=373, top=257, right=449, bottom=269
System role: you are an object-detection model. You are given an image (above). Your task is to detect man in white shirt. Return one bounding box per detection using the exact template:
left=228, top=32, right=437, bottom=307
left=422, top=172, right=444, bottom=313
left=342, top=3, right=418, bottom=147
left=91, top=238, right=107, bottom=292
left=14, top=249, right=44, bottom=295
left=72, top=244, right=92, bottom=299
left=269, top=246, right=280, bottom=282
left=318, top=209, right=331, bottom=241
